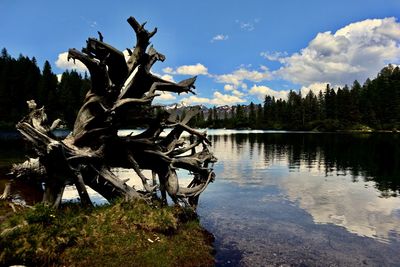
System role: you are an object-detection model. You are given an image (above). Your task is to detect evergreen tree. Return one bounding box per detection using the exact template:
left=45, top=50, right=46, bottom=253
left=234, top=104, right=247, bottom=128
left=1, top=50, right=400, bottom=132
left=263, top=95, right=274, bottom=127
left=256, top=104, right=263, bottom=129
left=324, top=84, right=337, bottom=120
left=248, top=102, right=256, bottom=128
left=317, top=90, right=325, bottom=120
left=287, top=90, right=303, bottom=129
left=38, top=61, right=58, bottom=120
left=206, top=108, right=213, bottom=127
left=349, top=80, right=362, bottom=123
left=304, top=90, right=318, bottom=125
left=57, top=70, right=88, bottom=127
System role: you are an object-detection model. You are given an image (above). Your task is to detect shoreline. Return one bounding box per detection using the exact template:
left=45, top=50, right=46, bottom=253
left=0, top=127, right=399, bottom=139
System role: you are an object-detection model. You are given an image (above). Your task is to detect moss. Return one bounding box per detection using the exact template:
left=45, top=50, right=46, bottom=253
left=0, top=200, right=214, bottom=266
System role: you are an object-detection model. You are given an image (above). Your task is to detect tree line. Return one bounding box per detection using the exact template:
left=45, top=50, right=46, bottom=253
left=191, top=65, right=400, bottom=131
left=1, top=47, right=400, bottom=131
left=0, top=48, right=90, bottom=129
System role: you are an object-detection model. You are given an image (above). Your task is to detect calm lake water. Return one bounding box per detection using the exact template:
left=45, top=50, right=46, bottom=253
left=1, top=130, right=400, bottom=266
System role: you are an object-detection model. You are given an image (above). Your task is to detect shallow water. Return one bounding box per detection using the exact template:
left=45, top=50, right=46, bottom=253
left=197, top=131, right=400, bottom=266
left=1, top=130, right=400, bottom=266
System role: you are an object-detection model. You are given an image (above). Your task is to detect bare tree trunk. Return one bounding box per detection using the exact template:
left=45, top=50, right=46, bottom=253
left=8, top=16, right=216, bottom=209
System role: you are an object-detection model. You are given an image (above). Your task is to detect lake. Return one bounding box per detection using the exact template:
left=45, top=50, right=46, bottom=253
left=1, top=130, right=400, bottom=266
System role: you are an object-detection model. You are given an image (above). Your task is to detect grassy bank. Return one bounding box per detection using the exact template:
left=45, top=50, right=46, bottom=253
left=0, top=200, right=214, bottom=266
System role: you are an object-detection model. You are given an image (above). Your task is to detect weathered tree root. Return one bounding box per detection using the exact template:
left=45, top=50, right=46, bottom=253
left=7, top=16, right=216, bottom=209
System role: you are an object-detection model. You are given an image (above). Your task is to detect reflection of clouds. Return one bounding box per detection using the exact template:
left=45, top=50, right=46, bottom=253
left=62, top=168, right=146, bottom=204
left=212, top=134, right=273, bottom=187
left=63, top=186, right=108, bottom=205
left=281, top=172, right=400, bottom=243
left=62, top=168, right=194, bottom=204
left=209, top=130, right=400, bottom=243
left=63, top=129, right=400, bottom=243
left=212, top=133, right=290, bottom=187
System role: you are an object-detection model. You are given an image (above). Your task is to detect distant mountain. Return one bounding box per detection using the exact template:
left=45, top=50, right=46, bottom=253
left=163, top=102, right=190, bottom=110
left=158, top=103, right=246, bottom=120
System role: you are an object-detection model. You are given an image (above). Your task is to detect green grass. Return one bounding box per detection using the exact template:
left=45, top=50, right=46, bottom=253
left=0, top=200, right=214, bottom=267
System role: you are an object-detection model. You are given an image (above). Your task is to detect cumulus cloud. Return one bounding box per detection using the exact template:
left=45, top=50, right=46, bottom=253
left=300, top=82, right=331, bottom=96
left=55, top=52, right=88, bottom=72
left=160, top=74, right=175, bottom=82
left=181, top=91, right=246, bottom=106
left=154, top=92, right=176, bottom=101
left=211, top=91, right=246, bottom=105
left=232, top=89, right=245, bottom=97
left=224, top=84, right=235, bottom=91
left=162, top=67, right=173, bottom=74
left=260, top=51, right=288, bottom=62
left=249, top=85, right=290, bottom=101
left=215, top=66, right=272, bottom=88
left=163, top=63, right=208, bottom=76
left=275, top=17, right=400, bottom=86
left=181, top=95, right=211, bottom=104
left=211, top=34, right=229, bottom=42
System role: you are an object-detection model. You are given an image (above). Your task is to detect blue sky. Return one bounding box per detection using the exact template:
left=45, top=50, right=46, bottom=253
left=1, top=0, right=400, bottom=106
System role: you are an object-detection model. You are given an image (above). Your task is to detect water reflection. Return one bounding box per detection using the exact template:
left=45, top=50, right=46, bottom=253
left=210, top=132, right=400, bottom=195
left=2, top=131, right=400, bottom=265
left=200, top=132, right=400, bottom=265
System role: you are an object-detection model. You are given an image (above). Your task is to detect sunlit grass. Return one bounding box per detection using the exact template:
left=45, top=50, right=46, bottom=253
left=0, top=200, right=214, bottom=266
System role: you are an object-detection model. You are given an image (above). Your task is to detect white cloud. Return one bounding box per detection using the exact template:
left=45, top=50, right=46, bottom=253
left=56, top=74, right=62, bottom=83
left=300, top=82, right=331, bottom=96
left=151, top=71, right=176, bottom=83
left=162, top=67, right=174, bottom=74
left=224, top=82, right=248, bottom=92
left=55, top=52, right=88, bottom=72
left=181, top=91, right=246, bottom=106
left=211, top=92, right=246, bottom=105
left=211, top=34, right=229, bottom=42
left=163, top=63, right=208, bottom=76
left=154, top=92, right=176, bottom=101
left=215, top=66, right=272, bottom=87
left=181, top=95, right=211, bottom=104
left=275, top=17, right=400, bottom=86
left=260, top=51, right=288, bottom=62
left=224, top=84, right=235, bottom=91
left=160, top=74, right=175, bottom=82
left=232, top=90, right=245, bottom=97
left=249, top=85, right=290, bottom=101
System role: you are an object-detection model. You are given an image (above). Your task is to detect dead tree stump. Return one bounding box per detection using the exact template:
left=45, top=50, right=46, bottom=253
left=8, top=16, right=217, bottom=209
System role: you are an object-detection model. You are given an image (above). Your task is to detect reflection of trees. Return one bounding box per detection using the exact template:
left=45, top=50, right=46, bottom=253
left=0, top=139, right=27, bottom=168
left=0, top=139, right=43, bottom=203
left=256, top=133, right=400, bottom=195
left=232, top=134, right=248, bottom=157
left=3, top=132, right=400, bottom=198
